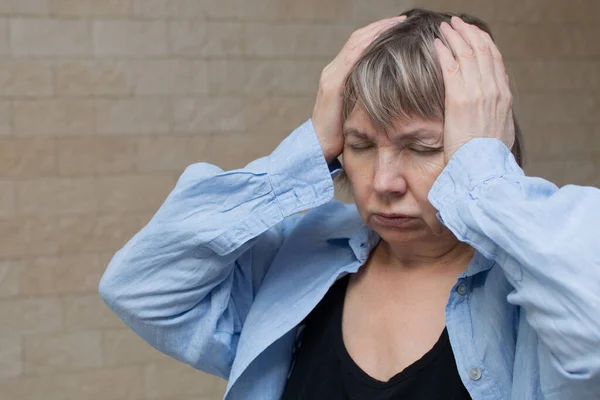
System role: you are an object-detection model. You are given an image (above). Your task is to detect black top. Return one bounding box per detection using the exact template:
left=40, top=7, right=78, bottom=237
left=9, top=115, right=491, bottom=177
left=282, top=274, right=472, bottom=400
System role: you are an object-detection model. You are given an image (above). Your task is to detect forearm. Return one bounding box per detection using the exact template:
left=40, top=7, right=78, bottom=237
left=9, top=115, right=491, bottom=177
left=429, top=139, right=600, bottom=380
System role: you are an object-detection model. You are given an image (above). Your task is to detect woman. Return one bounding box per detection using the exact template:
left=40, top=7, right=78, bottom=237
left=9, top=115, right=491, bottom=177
left=99, top=8, right=600, bottom=400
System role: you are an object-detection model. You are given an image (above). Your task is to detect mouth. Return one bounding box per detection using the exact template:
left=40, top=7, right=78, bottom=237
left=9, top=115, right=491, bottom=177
left=371, top=213, right=417, bottom=227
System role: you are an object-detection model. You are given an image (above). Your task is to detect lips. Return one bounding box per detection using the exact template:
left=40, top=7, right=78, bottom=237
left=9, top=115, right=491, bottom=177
left=374, top=213, right=415, bottom=219
left=371, top=213, right=418, bottom=227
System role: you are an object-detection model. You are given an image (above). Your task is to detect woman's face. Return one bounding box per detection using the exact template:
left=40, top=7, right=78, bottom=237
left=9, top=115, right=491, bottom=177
left=342, top=106, right=452, bottom=246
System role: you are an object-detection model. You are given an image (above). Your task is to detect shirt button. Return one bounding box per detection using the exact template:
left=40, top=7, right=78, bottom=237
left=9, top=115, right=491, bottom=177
left=456, top=282, right=467, bottom=296
left=468, top=367, right=482, bottom=381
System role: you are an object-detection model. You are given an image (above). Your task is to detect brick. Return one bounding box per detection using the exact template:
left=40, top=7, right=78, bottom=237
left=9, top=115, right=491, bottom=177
left=96, top=98, right=171, bottom=135
left=132, top=0, right=170, bottom=17
left=97, top=175, right=175, bottom=214
left=0, top=297, right=62, bottom=334
left=244, top=96, right=313, bottom=138
left=199, top=133, right=271, bottom=171
left=496, top=25, right=600, bottom=60
left=207, top=60, right=245, bottom=95
left=64, top=294, right=125, bottom=331
left=0, top=334, right=22, bottom=378
left=591, top=126, right=600, bottom=156
left=144, top=359, right=226, bottom=398
left=522, top=123, right=598, bottom=161
left=0, top=366, right=144, bottom=400
left=280, top=0, right=353, bottom=20
left=0, top=60, right=53, bottom=97
left=0, top=181, right=15, bottom=218
left=415, top=0, right=496, bottom=22
left=57, top=213, right=152, bottom=254
left=10, top=18, right=91, bottom=56
left=132, top=59, right=208, bottom=95
left=526, top=159, right=597, bottom=187
left=169, top=21, right=244, bottom=57
left=64, top=367, right=144, bottom=400
left=104, top=329, right=169, bottom=366
left=172, top=97, right=244, bottom=133
left=94, top=20, right=167, bottom=56
left=508, top=61, right=600, bottom=91
left=494, top=0, right=600, bottom=23
left=16, top=178, right=99, bottom=216
left=211, top=60, right=321, bottom=95
left=0, top=138, right=56, bottom=178
left=14, top=99, right=94, bottom=137
left=0, top=0, right=50, bottom=15
left=0, top=216, right=59, bottom=257
left=279, top=60, right=322, bottom=94
left=518, top=93, right=600, bottom=127
left=245, top=22, right=352, bottom=57
left=24, top=332, right=103, bottom=375
left=20, top=254, right=105, bottom=296
left=167, top=0, right=210, bottom=18
left=52, top=0, right=132, bottom=17
left=136, top=135, right=196, bottom=172
left=0, top=260, right=20, bottom=298
left=55, top=60, right=133, bottom=96
left=58, top=137, right=137, bottom=176
left=134, top=0, right=215, bottom=18
left=349, top=0, right=413, bottom=22
left=0, top=19, right=9, bottom=55
left=0, top=100, right=9, bottom=136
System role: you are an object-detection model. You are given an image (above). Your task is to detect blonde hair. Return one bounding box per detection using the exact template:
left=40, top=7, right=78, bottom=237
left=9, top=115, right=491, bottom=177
left=341, top=8, right=524, bottom=167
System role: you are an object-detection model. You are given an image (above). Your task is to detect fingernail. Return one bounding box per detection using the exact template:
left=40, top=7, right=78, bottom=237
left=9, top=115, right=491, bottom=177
left=451, top=16, right=463, bottom=25
left=440, top=21, right=451, bottom=31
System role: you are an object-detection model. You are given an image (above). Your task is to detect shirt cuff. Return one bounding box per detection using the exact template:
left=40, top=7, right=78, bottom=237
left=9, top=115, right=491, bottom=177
left=267, top=119, right=338, bottom=216
left=428, top=138, right=524, bottom=213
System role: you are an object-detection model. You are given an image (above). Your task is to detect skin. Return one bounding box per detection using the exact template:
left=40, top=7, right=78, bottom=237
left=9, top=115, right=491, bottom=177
left=311, top=15, right=516, bottom=381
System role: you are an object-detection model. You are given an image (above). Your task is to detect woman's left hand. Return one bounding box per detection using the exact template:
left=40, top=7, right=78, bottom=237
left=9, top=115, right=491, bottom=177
left=434, top=16, right=515, bottom=164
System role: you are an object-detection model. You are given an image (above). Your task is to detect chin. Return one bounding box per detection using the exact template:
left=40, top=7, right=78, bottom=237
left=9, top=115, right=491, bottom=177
left=371, top=224, right=430, bottom=245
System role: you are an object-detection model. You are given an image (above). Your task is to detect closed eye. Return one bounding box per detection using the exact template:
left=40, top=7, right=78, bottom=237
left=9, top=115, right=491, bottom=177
left=408, top=146, right=443, bottom=154
left=347, top=143, right=374, bottom=151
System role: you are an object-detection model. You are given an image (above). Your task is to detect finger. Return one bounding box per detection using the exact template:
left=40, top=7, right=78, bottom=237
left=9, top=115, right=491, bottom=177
left=365, top=15, right=407, bottom=32
left=344, top=16, right=405, bottom=62
left=434, top=38, right=462, bottom=91
left=360, top=15, right=406, bottom=42
left=439, top=21, right=479, bottom=86
left=450, top=17, right=495, bottom=89
left=477, top=28, right=509, bottom=92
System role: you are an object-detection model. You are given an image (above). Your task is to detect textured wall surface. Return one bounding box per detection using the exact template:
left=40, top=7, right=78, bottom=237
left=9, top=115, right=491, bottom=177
left=0, top=0, right=598, bottom=399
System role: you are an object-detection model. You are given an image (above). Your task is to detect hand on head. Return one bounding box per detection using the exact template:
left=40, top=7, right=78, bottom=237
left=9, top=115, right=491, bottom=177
left=313, top=13, right=515, bottom=166
left=312, top=15, right=406, bottom=164
left=434, top=16, right=515, bottom=163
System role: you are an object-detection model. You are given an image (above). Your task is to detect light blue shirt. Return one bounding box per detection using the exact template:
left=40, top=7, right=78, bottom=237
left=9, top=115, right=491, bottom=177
left=99, top=120, right=600, bottom=399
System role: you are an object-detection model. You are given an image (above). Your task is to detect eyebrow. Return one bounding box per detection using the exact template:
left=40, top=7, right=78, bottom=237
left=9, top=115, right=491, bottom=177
left=343, top=128, right=371, bottom=140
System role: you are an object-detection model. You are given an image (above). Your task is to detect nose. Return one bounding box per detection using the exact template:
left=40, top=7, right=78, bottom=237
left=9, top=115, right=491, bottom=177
left=372, top=151, right=407, bottom=196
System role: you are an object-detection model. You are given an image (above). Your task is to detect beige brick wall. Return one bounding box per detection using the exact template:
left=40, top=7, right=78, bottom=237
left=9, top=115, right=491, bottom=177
left=0, top=1, right=598, bottom=399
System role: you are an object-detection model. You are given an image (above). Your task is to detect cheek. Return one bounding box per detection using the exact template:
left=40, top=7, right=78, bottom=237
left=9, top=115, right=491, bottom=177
left=407, top=156, right=445, bottom=191
left=341, top=151, right=370, bottom=185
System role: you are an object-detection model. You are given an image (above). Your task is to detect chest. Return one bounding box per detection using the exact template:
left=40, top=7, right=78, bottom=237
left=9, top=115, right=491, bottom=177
left=227, top=246, right=523, bottom=400
left=341, top=270, right=454, bottom=381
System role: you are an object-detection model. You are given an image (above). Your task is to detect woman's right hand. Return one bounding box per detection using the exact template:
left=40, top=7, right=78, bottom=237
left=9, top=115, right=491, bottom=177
left=312, top=15, right=406, bottom=164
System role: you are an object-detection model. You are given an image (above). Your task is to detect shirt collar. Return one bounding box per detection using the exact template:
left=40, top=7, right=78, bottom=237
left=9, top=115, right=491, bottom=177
left=325, top=216, right=493, bottom=276
left=326, top=220, right=380, bottom=263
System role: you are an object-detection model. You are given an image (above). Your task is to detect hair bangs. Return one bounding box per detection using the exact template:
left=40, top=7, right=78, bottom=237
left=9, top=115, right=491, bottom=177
left=343, top=30, right=445, bottom=132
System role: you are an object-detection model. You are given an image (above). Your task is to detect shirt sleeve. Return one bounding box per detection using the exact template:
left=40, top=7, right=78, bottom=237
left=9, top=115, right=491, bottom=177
left=428, top=138, right=600, bottom=399
left=99, top=119, right=338, bottom=379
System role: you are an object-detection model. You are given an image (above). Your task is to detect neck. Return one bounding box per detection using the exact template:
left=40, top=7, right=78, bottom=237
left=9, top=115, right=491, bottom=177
left=373, top=237, right=475, bottom=275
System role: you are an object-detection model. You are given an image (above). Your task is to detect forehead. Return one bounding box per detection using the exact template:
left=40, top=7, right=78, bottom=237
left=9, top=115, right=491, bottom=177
left=343, top=106, right=442, bottom=142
